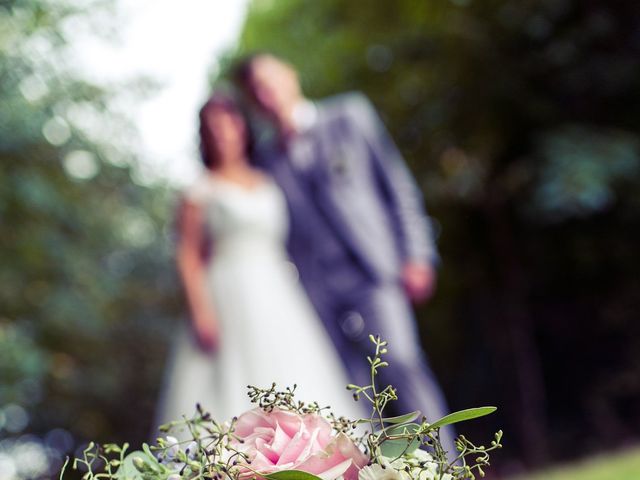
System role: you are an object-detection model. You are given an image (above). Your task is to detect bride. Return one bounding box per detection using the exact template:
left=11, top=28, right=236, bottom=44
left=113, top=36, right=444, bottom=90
left=156, top=92, right=362, bottom=428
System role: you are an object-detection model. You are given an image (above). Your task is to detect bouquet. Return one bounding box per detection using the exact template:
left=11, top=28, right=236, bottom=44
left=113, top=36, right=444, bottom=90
left=65, top=335, right=502, bottom=480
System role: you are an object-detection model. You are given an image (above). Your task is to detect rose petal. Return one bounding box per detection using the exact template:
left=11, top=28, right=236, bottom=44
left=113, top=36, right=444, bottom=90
left=231, top=409, right=366, bottom=480
left=297, top=451, right=348, bottom=478
left=235, top=408, right=271, bottom=437
left=302, top=414, right=333, bottom=445
left=336, top=434, right=368, bottom=462
left=256, top=437, right=280, bottom=465
left=250, top=450, right=277, bottom=472
left=271, top=410, right=303, bottom=437
left=278, top=425, right=311, bottom=465
left=314, top=458, right=354, bottom=480
left=296, top=435, right=365, bottom=480
left=271, top=423, right=293, bottom=456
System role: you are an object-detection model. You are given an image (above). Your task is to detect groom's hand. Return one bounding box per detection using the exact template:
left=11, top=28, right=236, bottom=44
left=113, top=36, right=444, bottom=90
left=402, top=262, right=437, bottom=303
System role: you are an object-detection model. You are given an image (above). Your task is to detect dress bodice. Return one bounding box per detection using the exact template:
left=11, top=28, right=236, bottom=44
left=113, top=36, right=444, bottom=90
left=158, top=171, right=366, bottom=428
left=185, top=174, right=288, bottom=263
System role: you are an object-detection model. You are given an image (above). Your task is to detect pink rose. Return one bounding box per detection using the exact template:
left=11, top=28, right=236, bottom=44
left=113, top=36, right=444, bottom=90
left=232, top=408, right=368, bottom=480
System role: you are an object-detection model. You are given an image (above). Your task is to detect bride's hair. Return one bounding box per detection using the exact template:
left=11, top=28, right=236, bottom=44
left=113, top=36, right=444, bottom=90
left=198, top=92, right=250, bottom=169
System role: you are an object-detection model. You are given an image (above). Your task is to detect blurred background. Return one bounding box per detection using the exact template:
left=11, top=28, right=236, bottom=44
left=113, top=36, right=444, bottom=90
left=1, top=0, right=639, bottom=479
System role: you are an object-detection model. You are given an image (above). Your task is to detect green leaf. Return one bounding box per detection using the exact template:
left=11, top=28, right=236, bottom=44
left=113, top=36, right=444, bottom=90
left=262, top=470, right=324, bottom=480
left=382, top=411, right=421, bottom=424
left=115, top=451, right=160, bottom=480
left=427, top=407, right=497, bottom=431
left=141, top=443, right=155, bottom=460
left=355, top=410, right=421, bottom=425
left=379, top=423, right=421, bottom=458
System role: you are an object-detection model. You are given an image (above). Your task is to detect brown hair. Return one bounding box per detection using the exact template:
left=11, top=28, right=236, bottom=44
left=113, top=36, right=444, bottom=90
left=198, top=92, right=248, bottom=169
left=231, top=52, right=269, bottom=91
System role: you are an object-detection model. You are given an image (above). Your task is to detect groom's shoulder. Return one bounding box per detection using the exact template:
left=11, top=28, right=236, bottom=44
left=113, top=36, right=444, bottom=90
left=318, top=91, right=376, bottom=121
left=251, top=140, right=279, bottom=172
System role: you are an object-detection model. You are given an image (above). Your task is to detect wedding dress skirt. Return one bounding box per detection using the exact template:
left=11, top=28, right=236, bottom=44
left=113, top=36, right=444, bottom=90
left=155, top=174, right=363, bottom=431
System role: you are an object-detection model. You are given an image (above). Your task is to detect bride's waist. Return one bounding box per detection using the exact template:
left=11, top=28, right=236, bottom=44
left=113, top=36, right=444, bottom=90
left=211, top=239, right=288, bottom=262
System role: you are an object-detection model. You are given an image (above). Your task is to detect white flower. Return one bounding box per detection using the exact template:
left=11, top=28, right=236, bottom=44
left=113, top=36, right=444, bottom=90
left=364, top=452, right=451, bottom=480
left=185, top=441, right=198, bottom=459
left=164, top=436, right=180, bottom=460
left=410, top=451, right=440, bottom=480
left=409, top=450, right=433, bottom=463
left=415, top=466, right=452, bottom=480
left=359, top=463, right=410, bottom=480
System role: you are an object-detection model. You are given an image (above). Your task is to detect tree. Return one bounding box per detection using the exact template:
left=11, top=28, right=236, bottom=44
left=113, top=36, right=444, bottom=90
left=230, top=0, right=640, bottom=470
left=0, top=2, right=182, bottom=476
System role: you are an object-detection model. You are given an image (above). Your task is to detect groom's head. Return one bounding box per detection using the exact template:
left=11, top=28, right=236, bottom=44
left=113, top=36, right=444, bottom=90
left=234, top=53, right=302, bottom=130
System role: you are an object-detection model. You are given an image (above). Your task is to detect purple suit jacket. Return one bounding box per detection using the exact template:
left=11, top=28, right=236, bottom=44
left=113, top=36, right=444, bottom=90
left=256, top=92, right=438, bottom=293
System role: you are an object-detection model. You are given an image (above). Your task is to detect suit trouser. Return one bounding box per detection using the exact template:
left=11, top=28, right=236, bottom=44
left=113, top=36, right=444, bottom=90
left=309, top=281, right=457, bottom=457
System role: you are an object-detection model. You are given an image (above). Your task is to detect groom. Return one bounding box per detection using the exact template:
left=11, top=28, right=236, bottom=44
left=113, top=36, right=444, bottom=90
left=234, top=53, right=455, bottom=451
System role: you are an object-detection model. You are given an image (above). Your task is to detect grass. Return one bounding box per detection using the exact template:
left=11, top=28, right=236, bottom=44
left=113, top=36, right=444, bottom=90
left=510, top=447, right=640, bottom=480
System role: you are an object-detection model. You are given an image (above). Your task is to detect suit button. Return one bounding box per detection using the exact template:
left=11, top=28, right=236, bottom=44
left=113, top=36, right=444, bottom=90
left=340, top=311, right=365, bottom=341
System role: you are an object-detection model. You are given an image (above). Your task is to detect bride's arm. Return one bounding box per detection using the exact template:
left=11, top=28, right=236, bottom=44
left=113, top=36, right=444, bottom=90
left=176, top=197, right=219, bottom=352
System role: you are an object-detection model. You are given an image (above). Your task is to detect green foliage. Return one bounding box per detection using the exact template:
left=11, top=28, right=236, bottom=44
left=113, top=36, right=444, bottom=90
left=0, top=0, right=181, bottom=458
left=510, top=447, right=640, bottom=480
left=61, top=335, right=502, bottom=480
left=4, top=0, right=640, bottom=477
left=116, top=450, right=163, bottom=480
left=379, top=423, right=421, bottom=458
left=349, top=335, right=501, bottom=479
left=370, top=411, right=422, bottom=426
left=262, top=471, right=324, bottom=480
left=246, top=383, right=329, bottom=415
left=428, top=408, right=497, bottom=431
left=231, top=0, right=640, bottom=467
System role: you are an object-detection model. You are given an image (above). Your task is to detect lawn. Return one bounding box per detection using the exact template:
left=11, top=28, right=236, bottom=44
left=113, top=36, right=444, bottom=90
left=510, top=447, right=640, bottom=480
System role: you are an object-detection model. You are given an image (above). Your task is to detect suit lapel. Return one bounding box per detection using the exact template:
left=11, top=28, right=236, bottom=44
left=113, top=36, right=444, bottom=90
left=304, top=119, right=373, bottom=274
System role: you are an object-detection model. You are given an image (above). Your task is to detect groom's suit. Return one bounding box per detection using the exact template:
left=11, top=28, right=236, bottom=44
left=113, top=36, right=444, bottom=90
left=256, top=92, right=454, bottom=451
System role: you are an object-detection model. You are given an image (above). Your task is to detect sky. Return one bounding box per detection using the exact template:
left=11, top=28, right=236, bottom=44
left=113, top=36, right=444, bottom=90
left=72, top=0, right=250, bottom=186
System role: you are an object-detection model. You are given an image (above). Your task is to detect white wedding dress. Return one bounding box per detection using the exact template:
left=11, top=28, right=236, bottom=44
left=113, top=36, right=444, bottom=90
left=156, top=174, right=363, bottom=429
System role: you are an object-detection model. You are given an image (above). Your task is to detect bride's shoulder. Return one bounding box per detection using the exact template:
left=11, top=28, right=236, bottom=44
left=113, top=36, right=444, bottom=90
left=254, top=169, right=275, bottom=184
left=255, top=170, right=284, bottom=195
left=182, top=174, right=217, bottom=206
